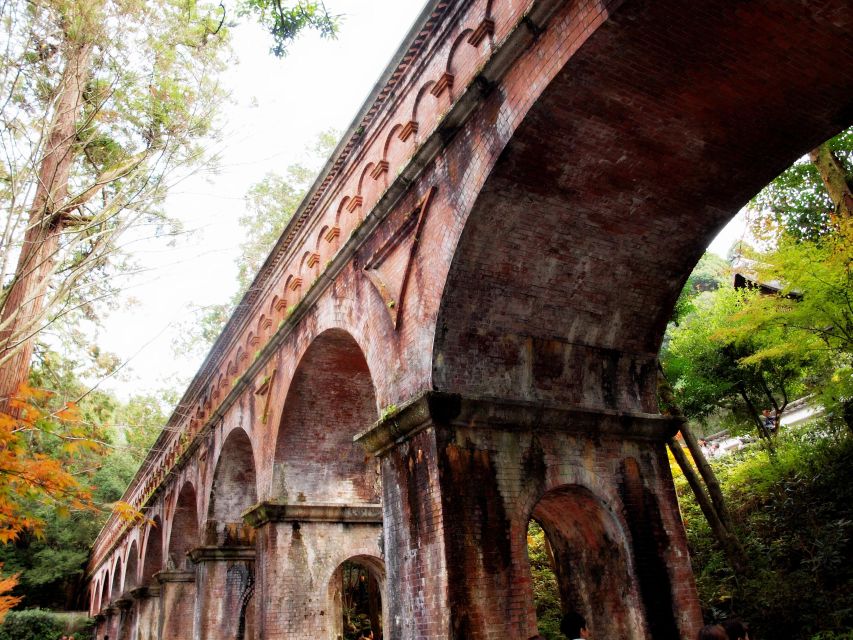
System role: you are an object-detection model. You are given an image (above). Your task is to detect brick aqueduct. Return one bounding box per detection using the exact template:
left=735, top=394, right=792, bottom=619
left=86, top=0, right=853, bottom=638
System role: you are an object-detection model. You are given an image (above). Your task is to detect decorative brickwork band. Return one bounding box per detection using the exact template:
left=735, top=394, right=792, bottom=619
left=430, top=72, right=454, bottom=97
left=243, top=502, right=383, bottom=528
left=398, top=120, right=419, bottom=141
left=468, top=18, right=495, bottom=46
left=355, top=391, right=682, bottom=456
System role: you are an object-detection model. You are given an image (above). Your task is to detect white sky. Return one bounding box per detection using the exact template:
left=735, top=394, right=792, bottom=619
left=95, top=0, right=748, bottom=399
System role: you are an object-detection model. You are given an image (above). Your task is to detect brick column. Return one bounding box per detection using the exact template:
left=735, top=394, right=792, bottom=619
left=114, top=598, right=133, bottom=640
left=188, top=546, right=255, bottom=640
left=356, top=391, right=702, bottom=640
left=93, top=612, right=107, bottom=640
left=156, top=570, right=195, bottom=640
left=130, top=586, right=159, bottom=640
left=245, top=502, right=383, bottom=639
left=99, top=605, right=118, bottom=640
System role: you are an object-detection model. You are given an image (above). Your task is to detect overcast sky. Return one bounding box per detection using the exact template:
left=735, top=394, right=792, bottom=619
left=94, top=0, right=747, bottom=400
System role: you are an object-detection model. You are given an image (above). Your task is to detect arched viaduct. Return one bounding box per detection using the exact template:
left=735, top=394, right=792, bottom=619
left=86, top=0, right=853, bottom=638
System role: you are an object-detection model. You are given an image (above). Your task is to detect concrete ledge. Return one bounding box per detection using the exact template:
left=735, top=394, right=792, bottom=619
left=187, top=546, right=255, bottom=564
left=243, top=502, right=383, bottom=528
left=155, top=569, right=195, bottom=584
left=355, top=391, right=682, bottom=455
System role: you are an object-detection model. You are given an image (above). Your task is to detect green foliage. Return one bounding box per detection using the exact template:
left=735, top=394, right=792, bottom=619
left=237, top=0, right=340, bottom=57
left=0, top=347, right=168, bottom=609
left=750, top=128, right=853, bottom=242
left=0, top=608, right=91, bottom=640
left=677, top=421, right=853, bottom=638
left=671, top=252, right=730, bottom=326
left=527, top=521, right=566, bottom=640
left=663, top=283, right=813, bottom=433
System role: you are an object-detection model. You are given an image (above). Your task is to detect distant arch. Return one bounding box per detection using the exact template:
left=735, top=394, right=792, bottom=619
left=141, top=516, right=163, bottom=584
left=206, top=428, right=257, bottom=546
left=168, top=482, right=200, bottom=570
left=123, top=540, right=140, bottom=593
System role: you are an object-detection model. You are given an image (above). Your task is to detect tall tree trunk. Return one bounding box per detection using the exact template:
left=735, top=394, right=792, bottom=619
left=657, top=366, right=751, bottom=574
left=0, top=40, right=93, bottom=412
left=809, top=143, right=853, bottom=222
left=666, top=438, right=750, bottom=574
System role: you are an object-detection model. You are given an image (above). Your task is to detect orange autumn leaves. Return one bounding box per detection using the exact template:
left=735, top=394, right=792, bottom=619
left=0, top=383, right=100, bottom=543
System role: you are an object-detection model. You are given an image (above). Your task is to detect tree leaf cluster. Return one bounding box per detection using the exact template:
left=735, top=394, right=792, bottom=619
left=677, top=421, right=853, bottom=638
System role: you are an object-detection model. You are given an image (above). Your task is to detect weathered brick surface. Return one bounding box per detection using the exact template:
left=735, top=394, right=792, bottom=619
left=88, top=0, right=853, bottom=637
left=254, top=519, right=383, bottom=638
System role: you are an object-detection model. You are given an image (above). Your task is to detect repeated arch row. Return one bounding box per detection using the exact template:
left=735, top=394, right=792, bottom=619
left=90, top=326, right=380, bottom=615
left=106, top=0, right=511, bottom=529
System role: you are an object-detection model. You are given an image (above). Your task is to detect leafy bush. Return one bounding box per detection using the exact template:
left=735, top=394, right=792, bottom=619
left=677, top=420, right=853, bottom=639
left=0, top=609, right=91, bottom=640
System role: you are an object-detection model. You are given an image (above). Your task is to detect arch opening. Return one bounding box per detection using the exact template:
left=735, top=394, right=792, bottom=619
left=100, top=574, right=109, bottom=612
left=169, top=482, right=200, bottom=570
left=524, top=485, right=646, bottom=640
left=273, top=329, right=379, bottom=505
left=141, top=516, right=163, bottom=586
left=206, top=428, right=257, bottom=546
left=329, top=555, right=386, bottom=640
left=123, top=541, right=139, bottom=593
left=110, top=558, right=122, bottom=602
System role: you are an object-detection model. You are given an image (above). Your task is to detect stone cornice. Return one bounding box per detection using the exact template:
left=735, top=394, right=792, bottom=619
left=154, top=570, right=195, bottom=584
left=243, top=502, right=383, bottom=528
left=187, top=546, right=255, bottom=563
left=355, top=391, right=683, bottom=456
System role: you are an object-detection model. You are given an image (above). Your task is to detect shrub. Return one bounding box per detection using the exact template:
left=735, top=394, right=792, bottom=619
left=0, top=609, right=92, bottom=640
left=677, top=419, right=853, bottom=639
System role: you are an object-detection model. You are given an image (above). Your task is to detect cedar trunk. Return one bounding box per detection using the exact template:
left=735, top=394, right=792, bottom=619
left=0, top=40, right=93, bottom=411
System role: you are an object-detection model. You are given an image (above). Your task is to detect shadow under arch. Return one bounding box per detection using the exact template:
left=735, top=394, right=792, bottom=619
left=328, top=554, right=387, bottom=640
left=141, top=515, right=163, bottom=586
left=272, top=328, right=379, bottom=505
left=169, top=481, right=200, bottom=570
left=527, top=484, right=647, bottom=640
left=431, top=0, right=853, bottom=412
left=123, top=540, right=140, bottom=594
left=206, top=427, right=257, bottom=545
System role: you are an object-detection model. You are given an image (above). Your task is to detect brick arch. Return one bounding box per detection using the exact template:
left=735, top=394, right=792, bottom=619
left=110, top=557, right=122, bottom=602
left=141, top=516, right=163, bottom=584
left=431, top=0, right=853, bottom=413
left=272, top=328, right=379, bottom=504
left=206, top=427, right=257, bottom=545
left=123, top=540, right=140, bottom=593
left=100, top=572, right=109, bottom=610
left=527, top=485, right=648, bottom=640
left=168, top=481, right=200, bottom=570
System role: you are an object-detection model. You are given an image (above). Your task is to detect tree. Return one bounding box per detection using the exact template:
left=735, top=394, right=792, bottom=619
left=236, top=0, right=340, bottom=58
left=0, top=343, right=166, bottom=609
left=0, top=0, right=231, bottom=412
left=750, top=128, right=853, bottom=242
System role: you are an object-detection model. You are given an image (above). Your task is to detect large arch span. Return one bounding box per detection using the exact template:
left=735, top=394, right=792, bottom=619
left=86, top=0, right=853, bottom=638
